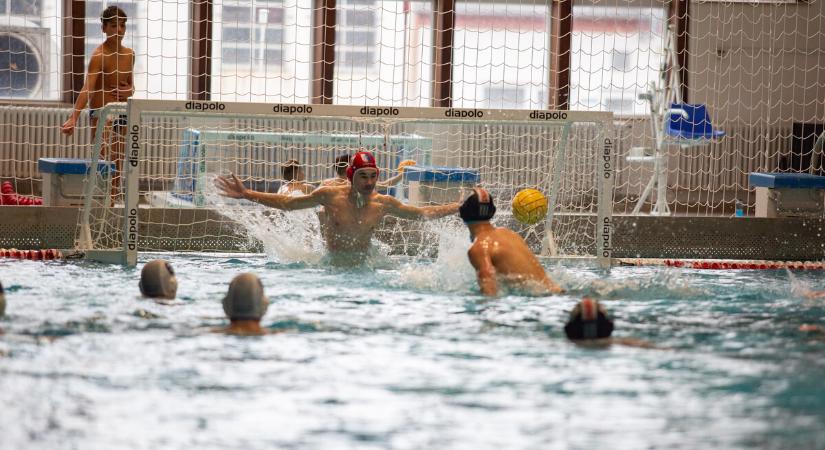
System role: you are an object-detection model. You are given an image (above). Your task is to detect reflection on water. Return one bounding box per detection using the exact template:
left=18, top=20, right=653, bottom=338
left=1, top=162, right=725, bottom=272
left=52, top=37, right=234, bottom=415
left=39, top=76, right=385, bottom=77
left=1, top=254, right=825, bottom=449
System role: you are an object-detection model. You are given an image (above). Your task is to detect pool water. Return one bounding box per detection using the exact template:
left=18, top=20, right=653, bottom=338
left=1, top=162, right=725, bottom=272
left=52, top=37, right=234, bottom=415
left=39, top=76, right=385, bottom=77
left=2, top=242, right=825, bottom=449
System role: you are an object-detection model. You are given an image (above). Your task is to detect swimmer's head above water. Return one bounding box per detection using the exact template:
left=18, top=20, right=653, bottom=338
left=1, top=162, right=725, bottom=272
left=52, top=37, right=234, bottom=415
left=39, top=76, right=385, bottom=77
left=139, top=259, right=178, bottom=299
left=347, top=151, right=379, bottom=182
left=460, top=187, right=496, bottom=223
left=564, top=297, right=614, bottom=340
left=460, top=188, right=497, bottom=242
left=347, top=151, right=380, bottom=207
left=222, top=273, right=269, bottom=321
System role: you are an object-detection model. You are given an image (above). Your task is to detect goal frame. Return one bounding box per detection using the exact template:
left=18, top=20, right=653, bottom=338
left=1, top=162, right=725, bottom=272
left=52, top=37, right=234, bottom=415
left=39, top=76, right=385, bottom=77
left=81, top=98, right=615, bottom=267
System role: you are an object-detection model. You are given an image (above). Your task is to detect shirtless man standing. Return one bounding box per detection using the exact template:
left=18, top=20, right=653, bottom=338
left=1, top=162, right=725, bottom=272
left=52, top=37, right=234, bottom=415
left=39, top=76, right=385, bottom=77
left=215, top=151, right=459, bottom=264
left=61, top=6, right=134, bottom=200
left=460, top=187, right=563, bottom=296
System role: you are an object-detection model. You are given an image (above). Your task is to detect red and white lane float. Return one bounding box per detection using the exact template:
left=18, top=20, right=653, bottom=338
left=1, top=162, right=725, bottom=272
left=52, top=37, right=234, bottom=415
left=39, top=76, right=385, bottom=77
left=618, top=258, right=825, bottom=270
left=0, top=248, right=63, bottom=260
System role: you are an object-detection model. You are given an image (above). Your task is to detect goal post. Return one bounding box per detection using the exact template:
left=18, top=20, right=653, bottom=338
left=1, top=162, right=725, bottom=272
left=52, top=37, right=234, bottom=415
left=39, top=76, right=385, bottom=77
left=76, top=98, right=614, bottom=267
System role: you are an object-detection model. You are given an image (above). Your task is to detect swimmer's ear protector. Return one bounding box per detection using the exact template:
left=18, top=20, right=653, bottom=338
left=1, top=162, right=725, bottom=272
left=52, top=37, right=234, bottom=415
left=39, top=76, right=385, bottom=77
left=564, top=298, right=614, bottom=340
left=460, top=187, right=496, bottom=223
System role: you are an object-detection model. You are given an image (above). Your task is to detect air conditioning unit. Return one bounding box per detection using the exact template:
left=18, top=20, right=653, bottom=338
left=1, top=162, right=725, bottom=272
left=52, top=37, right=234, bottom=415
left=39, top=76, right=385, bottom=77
left=0, top=22, right=50, bottom=99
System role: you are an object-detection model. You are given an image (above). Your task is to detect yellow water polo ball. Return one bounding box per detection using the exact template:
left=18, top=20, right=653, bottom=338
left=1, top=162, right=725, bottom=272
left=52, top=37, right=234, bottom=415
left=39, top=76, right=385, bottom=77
left=512, top=188, right=548, bottom=225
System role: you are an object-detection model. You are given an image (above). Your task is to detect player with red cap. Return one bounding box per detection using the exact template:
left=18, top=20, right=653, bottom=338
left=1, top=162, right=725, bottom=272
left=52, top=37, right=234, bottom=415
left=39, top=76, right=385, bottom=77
left=319, top=152, right=416, bottom=189
left=215, top=150, right=459, bottom=264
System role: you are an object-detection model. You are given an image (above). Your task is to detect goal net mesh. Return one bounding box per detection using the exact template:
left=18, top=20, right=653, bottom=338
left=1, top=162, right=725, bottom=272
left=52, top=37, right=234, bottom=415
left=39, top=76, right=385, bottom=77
left=75, top=101, right=612, bottom=265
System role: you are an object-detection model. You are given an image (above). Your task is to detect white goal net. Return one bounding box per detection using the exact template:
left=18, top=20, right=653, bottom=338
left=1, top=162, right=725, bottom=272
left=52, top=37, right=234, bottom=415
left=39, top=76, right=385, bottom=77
left=74, top=99, right=614, bottom=266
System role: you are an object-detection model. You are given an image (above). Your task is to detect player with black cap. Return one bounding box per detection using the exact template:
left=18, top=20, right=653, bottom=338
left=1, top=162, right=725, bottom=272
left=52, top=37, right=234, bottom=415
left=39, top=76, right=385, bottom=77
left=461, top=187, right=563, bottom=296
left=564, top=298, right=656, bottom=348
left=564, top=297, right=614, bottom=339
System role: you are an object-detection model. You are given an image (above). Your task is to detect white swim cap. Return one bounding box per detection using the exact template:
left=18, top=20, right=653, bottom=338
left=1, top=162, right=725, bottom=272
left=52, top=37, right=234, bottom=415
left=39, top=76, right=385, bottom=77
left=222, top=273, right=269, bottom=320
left=139, top=260, right=178, bottom=299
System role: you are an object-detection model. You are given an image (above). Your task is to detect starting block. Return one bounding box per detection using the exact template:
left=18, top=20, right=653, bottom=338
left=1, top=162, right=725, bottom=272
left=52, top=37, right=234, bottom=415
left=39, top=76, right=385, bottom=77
left=749, top=172, right=825, bottom=218
left=404, top=166, right=479, bottom=205
left=38, top=158, right=116, bottom=206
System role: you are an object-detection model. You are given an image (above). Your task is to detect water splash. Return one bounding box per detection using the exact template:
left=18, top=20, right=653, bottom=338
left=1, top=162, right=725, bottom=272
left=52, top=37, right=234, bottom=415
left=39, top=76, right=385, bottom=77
left=396, top=220, right=476, bottom=293
left=205, top=186, right=324, bottom=264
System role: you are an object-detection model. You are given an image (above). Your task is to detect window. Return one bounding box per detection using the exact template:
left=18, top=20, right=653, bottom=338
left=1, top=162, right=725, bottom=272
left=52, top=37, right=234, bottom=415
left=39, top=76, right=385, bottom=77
left=699, top=0, right=799, bottom=3
left=213, top=0, right=306, bottom=103
left=0, top=0, right=60, bottom=100
left=570, top=4, right=666, bottom=115
left=452, top=1, right=552, bottom=109
left=335, top=0, right=378, bottom=73
left=84, top=1, right=189, bottom=100
left=341, top=50, right=374, bottom=66
left=10, top=0, right=39, bottom=16
left=332, top=0, right=434, bottom=106
left=612, top=51, right=631, bottom=72
left=484, top=85, right=528, bottom=109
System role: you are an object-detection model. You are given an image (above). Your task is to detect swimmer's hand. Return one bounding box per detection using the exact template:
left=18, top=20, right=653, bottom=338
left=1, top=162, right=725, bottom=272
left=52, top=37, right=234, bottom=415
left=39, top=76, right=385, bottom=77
left=214, top=173, right=247, bottom=199
left=61, top=116, right=77, bottom=136
left=396, top=159, right=417, bottom=173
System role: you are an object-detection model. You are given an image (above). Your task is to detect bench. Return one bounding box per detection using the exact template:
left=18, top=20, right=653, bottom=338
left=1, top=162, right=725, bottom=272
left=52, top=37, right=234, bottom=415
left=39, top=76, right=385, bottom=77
left=748, top=172, right=825, bottom=218
left=38, top=158, right=116, bottom=207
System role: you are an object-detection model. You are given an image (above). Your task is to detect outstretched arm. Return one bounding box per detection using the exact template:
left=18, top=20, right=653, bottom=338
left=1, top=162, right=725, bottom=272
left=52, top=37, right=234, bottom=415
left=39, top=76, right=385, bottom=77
left=62, top=54, right=103, bottom=136
left=377, top=160, right=416, bottom=188
left=215, top=174, right=325, bottom=210
left=383, top=196, right=459, bottom=220
left=468, top=244, right=497, bottom=296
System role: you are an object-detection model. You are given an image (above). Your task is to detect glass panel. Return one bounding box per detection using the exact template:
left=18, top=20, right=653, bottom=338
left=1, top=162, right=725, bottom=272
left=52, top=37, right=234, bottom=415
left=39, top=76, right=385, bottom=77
left=334, top=0, right=433, bottom=106
left=0, top=0, right=61, bottom=100
left=212, top=0, right=308, bottom=103
left=570, top=2, right=667, bottom=115
left=452, top=0, right=551, bottom=109
left=10, top=0, right=40, bottom=15
left=83, top=1, right=189, bottom=100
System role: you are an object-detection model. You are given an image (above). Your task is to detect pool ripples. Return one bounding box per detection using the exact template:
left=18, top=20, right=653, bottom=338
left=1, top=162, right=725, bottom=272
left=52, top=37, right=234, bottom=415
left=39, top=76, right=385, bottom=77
left=3, top=255, right=825, bottom=448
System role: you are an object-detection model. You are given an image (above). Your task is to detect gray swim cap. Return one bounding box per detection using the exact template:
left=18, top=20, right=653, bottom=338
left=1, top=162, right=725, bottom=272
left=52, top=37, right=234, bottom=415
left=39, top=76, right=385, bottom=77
left=139, top=260, right=178, bottom=299
left=222, top=273, right=268, bottom=320
left=0, top=281, right=5, bottom=317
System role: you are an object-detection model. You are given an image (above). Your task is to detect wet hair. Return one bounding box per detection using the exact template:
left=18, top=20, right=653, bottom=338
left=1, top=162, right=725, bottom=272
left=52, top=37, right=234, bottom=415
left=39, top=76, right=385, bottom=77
left=282, top=159, right=302, bottom=182
left=100, top=5, right=128, bottom=24
left=564, top=298, right=614, bottom=340
left=222, top=273, right=269, bottom=321
left=334, top=154, right=350, bottom=177
left=139, top=259, right=178, bottom=299
left=459, top=187, right=496, bottom=222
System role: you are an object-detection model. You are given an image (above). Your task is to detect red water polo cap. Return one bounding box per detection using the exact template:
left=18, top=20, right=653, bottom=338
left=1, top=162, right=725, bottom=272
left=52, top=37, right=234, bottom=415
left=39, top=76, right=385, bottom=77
left=347, top=151, right=379, bottom=181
